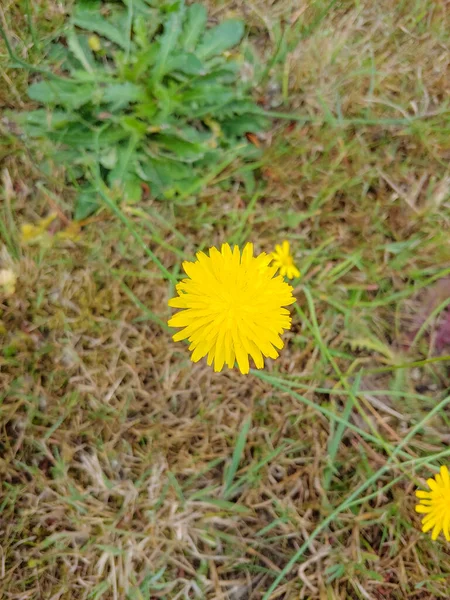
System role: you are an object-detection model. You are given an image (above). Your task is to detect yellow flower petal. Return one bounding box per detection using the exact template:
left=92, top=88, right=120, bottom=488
left=444, top=512, right=450, bottom=541
left=415, top=490, right=433, bottom=499
left=415, top=505, right=433, bottom=514
left=416, top=467, right=450, bottom=541
left=427, top=477, right=438, bottom=491
left=168, top=243, right=295, bottom=373
left=431, top=522, right=442, bottom=540
left=270, top=240, right=301, bottom=280
left=441, top=465, right=450, bottom=486
left=422, top=517, right=437, bottom=533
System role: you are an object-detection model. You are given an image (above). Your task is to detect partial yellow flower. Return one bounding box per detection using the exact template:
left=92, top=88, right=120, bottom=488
left=270, top=240, right=300, bottom=280
left=415, top=465, right=450, bottom=540
left=168, top=242, right=295, bottom=374
left=20, top=213, right=57, bottom=245
left=0, top=268, right=17, bottom=297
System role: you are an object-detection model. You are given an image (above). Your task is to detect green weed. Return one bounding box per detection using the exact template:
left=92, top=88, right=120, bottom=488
left=10, top=0, right=268, bottom=219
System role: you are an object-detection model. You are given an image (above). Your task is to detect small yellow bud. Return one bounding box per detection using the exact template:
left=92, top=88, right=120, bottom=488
left=88, top=35, right=101, bottom=52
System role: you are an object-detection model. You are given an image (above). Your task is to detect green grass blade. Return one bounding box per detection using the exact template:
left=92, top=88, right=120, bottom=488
left=223, top=417, right=251, bottom=498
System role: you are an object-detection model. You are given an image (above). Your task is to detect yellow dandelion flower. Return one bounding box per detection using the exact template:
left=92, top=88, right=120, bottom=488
left=270, top=240, right=300, bottom=280
left=415, top=465, right=450, bottom=541
left=168, top=242, right=295, bottom=374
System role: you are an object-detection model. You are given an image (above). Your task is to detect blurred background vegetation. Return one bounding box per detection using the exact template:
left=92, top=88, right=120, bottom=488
left=1, top=1, right=450, bottom=598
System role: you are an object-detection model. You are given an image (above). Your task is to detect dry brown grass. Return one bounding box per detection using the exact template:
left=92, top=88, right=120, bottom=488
left=1, top=0, right=450, bottom=599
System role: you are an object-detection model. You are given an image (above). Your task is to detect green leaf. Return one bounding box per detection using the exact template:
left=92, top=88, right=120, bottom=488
left=109, top=170, right=142, bottom=204
left=124, top=0, right=156, bottom=15
left=133, top=12, right=160, bottom=47
left=123, top=177, right=143, bottom=204
left=221, top=114, right=269, bottom=136
left=138, top=157, right=195, bottom=197
left=326, top=564, right=346, bottom=584
left=166, top=52, right=204, bottom=75
left=16, top=0, right=270, bottom=218
left=241, top=169, right=256, bottom=195
left=108, top=137, right=139, bottom=189
left=73, top=9, right=128, bottom=49
left=219, top=99, right=262, bottom=116
left=179, top=84, right=235, bottom=106
left=99, top=147, right=118, bottom=170
left=197, top=20, right=245, bottom=59
left=134, top=101, right=158, bottom=120
left=66, top=29, right=95, bottom=73
left=152, top=10, right=183, bottom=82
left=75, top=187, right=99, bottom=220
left=101, top=82, right=144, bottom=110
left=126, top=46, right=159, bottom=82
left=28, top=80, right=95, bottom=109
left=223, top=418, right=251, bottom=497
left=120, top=116, right=148, bottom=137
left=183, top=3, right=207, bottom=52
left=46, top=123, right=126, bottom=150
left=192, top=497, right=250, bottom=514
left=14, top=109, right=78, bottom=132
left=152, top=134, right=206, bottom=161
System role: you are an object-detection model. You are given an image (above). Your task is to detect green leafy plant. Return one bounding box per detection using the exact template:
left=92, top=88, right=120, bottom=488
left=14, top=0, right=268, bottom=219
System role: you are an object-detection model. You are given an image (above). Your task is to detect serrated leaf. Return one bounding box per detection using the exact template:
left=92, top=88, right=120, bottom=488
left=180, top=84, right=235, bottom=105
left=27, top=80, right=95, bottom=109
left=221, top=114, right=269, bottom=136
left=138, top=157, right=195, bottom=197
left=183, top=3, right=207, bottom=52
left=152, top=134, right=206, bottom=161
left=124, top=0, right=156, bottom=14
left=46, top=123, right=126, bottom=149
left=66, top=29, right=95, bottom=73
left=197, top=20, right=244, bottom=59
left=14, top=109, right=77, bottom=131
left=17, top=0, right=270, bottom=218
left=152, top=10, right=183, bottom=82
left=133, top=12, right=160, bottom=47
left=101, top=82, right=144, bottom=110
left=163, top=124, right=211, bottom=144
left=219, top=99, right=263, bottom=116
left=167, top=52, right=204, bottom=75
left=73, top=9, right=128, bottom=49
left=140, top=157, right=193, bottom=182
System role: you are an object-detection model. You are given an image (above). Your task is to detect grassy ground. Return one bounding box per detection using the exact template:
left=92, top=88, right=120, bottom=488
left=1, top=1, right=450, bottom=599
